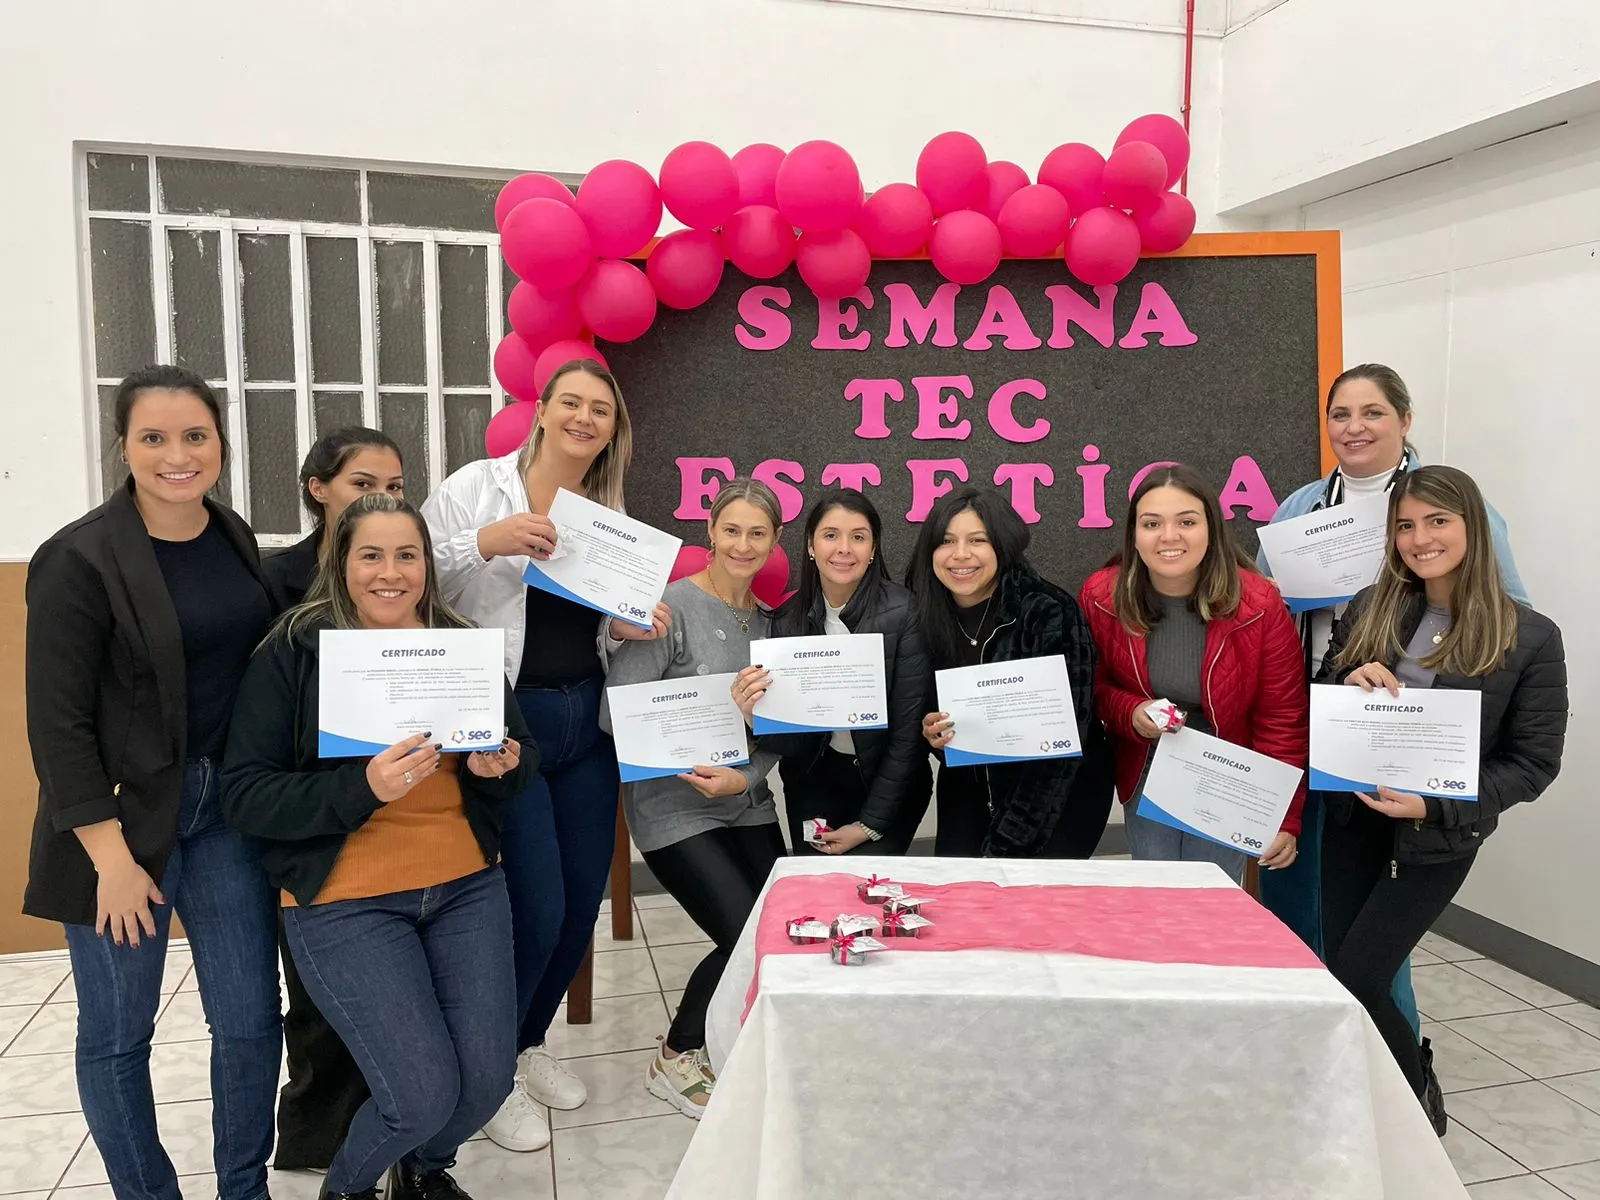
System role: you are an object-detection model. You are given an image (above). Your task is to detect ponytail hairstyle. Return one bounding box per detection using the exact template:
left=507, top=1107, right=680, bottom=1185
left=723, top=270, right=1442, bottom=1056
left=299, top=426, right=403, bottom=529
left=1327, top=363, right=1417, bottom=461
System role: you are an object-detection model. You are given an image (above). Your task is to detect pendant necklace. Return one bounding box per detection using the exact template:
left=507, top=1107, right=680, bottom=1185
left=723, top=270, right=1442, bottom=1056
left=957, top=594, right=994, bottom=646
left=707, top=573, right=753, bottom=634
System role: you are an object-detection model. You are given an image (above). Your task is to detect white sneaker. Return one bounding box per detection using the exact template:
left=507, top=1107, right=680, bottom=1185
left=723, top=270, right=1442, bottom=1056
left=519, top=1044, right=587, bottom=1110
left=482, top=1083, right=550, bottom=1152
left=645, top=1038, right=715, bottom=1120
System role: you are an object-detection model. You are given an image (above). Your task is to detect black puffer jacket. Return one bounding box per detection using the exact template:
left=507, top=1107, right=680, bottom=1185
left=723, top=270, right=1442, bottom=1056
left=763, top=574, right=932, bottom=836
left=1318, top=587, right=1567, bottom=864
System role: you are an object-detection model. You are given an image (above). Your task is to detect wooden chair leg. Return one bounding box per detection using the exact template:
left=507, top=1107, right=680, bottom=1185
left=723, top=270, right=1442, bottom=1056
left=567, top=943, right=594, bottom=1025
left=611, top=788, right=635, bottom=942
left=1244, top=856, right=1262, bottom=901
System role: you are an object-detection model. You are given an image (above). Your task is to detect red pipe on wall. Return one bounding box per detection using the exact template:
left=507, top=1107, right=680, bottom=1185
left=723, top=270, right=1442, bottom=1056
left=1180, top=0, right=1195, bottom=196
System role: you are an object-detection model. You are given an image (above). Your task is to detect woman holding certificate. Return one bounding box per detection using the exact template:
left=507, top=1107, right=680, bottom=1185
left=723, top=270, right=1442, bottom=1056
left=224, top=494, right=535, bottom=1200
left=1318, top=465, right=1566, bottom=1133
left=1080, top=465, right=1306, bottom=883
left=600, top=479, right=786, bottom=1117
left=423, top=359, right=665, bottom=1150
left=908, top=486, right=1114, bottom=857
left=733, top=490, right=932, bottom=855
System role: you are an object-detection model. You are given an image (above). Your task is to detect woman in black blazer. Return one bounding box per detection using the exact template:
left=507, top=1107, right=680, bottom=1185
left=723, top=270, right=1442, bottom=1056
left=24, top=366, right=281, bottom=1200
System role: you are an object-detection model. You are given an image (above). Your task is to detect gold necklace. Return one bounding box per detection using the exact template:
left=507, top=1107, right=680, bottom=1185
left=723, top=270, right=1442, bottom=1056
left=706, top=573, right=754, bottom=634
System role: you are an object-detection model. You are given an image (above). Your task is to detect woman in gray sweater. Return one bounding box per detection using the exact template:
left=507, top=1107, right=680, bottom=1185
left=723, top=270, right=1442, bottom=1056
left=600, top=478, right=785, bottom=1119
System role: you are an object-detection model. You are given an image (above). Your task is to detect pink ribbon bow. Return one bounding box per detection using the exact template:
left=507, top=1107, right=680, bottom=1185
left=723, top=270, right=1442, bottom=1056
left=882, top=910, right=907, bottom=930
left=862, top=874, right=887, bottom=889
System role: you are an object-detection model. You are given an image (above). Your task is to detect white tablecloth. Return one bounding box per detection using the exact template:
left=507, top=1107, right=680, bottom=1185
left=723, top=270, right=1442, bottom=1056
left=668, top=858, right=1466, bottom=1200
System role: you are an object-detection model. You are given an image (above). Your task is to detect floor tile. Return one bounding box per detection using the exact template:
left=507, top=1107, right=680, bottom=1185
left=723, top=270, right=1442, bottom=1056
left=149, top=1039, right=213, bottom=1104
left=7, top=1002, right=79, bottom=1056
left=1449, top=1081, right=1600, bottom=1171
left=591, top=949, right=663, bottom=999
left=553, top=1113, right=697, bottom=1199
left=663, top=989, right=685, bottom=1014
left=1466, top=1176, right=1574, bottom=1198
left=649, top=942, right=712, bottom=994
left=1443, top=1123, right=1527, bottom=1185
left=1549, top=1004, right=1600, bottom=1039
left=450, top=1136, right=557, bottom=1198
left=548, top=1049, right=677, bottom=1129
left=1412, top=947, right=1445, bottom=967
left=54, top=1187, right=116, bottom=1200
left=1545, top=1070, right=1600, bottom=1117
left=1421, top=1022, right=1532, bottom=1094
left=153, top=991, right=212, bottom=1044
left=1459, top=961, right=1576, bottom=1009
left=0, top=1051, right=81, bottom=1117
left=264, top=1169, right=328, bottom=1200
left=1, top=1193, right=52, bottom=1200
left=1540, top=1159, right=1600, bottom=1199
left=0, top=1005, right=40, bottom=1053
left=1446, top=1010, right=1600, bottom=1079
left=1414, top=963, right=1532, bottom=1021
left=632, top=891, right=681, bottom=910
left=1420, top=932, right=1486, bottom=963
left=544, top=993, right=668, bottom=1061
left=593, top=909, right=644, bottom=954
left=0, top=1110, right=89, bottom=1192
left=60, top=1099, right=215, bottom=1186
left=0, top=960, right=70, bottom=1008
left=638, top=905, right=706, bottom=948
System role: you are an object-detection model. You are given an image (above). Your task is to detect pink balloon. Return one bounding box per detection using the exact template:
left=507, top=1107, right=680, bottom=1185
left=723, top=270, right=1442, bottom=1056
left=997, top=184, right=1071, bottom=258
left=485, top=401, right=536, bottom=459
left=1116, top=114, right=1190, bottom=190
left=796, top=228, right=871, bottom=300
left=1064, top=207, right=1142, bottom=287
left=751, top=543, right=791, bottom=609
left=502, top=198, right=593, bottom=291
left=1135, top=191, right=1198, bottom=253
left=723, top=205, right=796, bottom=279
left=646, top=229, right=725, bottom=309
left=669, top=545, right=711, bottom=584
left=1103, top=141, right=1168, bottom=213
left=494, top=173, right=574, bottom=231
left=732, top=144, right=787, bottom=209
left=981, top=161, right=1031, bottom=222
left=855, top=183, right=934, bottom=258
left=774, top=141, right=862, bottom=233
left=508, top=282, right=582, bottom=351
left=929, top=210, right=1003, bottom=286
left=916, top=131, right=988, bottom=216
left=493, top=332, right=542, bottom=403
left=575, top=160, right=663, bottom=258
left=533, top=339, right=609, bottom=394
left=660, top=142, right=739, bottom=231
left=576, top=259, right=658, bottom=343
left=1039, top=143, right=1107, bottom=217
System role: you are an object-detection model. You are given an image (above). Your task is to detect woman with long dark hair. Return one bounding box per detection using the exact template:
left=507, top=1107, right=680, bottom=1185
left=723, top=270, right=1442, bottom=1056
left=906, top=487, right=1113, bottom=857
left=1319, top=465, right=1565, bottom=1135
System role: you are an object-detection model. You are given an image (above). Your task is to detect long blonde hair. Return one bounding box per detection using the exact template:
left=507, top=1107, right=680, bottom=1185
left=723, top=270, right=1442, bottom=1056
left=520, top=359, right=632, bottom=511
left=1335, top=465, right=1517, bottom=677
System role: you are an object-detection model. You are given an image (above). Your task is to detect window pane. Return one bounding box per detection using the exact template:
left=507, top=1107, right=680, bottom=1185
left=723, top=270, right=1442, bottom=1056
left=86, top=152, right=150, bottom=212
left=444, top=394, right=492, bottom=477
left=438, top=244, right=489, bottom=388
left=374, top=241, right=426, bottom=386
left=314, top=391, right=364, bottom=438
left=306, top=237, right=362, bottom=384
left=168, top=229, right=225, bottom=380
left=367, top=172, right=501, bottom=232
left=238, top=234, right=295, bottom=382
left=157, top=157, right=360, bottom=223
left=379, top=392, right=429, bottom=499
left=244, top=388, right=301, bottom=535
left=97, top=384, right=127, bottom=498
left=501, top=256, right=517, bottom=338
left=89, top=219, right=155, bottom=378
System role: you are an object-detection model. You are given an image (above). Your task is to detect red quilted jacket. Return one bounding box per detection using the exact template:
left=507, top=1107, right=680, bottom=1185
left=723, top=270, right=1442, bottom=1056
left=1077, top=565, right=1308, bottom=836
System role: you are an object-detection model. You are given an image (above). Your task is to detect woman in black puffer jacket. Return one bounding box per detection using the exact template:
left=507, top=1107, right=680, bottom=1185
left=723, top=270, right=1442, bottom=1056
left=733, top=490, right=932, bottom=855
left=1317, top=466, right=1566, bottom=1134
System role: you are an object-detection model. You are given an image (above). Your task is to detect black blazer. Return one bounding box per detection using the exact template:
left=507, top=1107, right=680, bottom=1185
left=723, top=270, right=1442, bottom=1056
left=262, top=531, right=321, bottom=611
left=24, top=482, right=272, bottom=926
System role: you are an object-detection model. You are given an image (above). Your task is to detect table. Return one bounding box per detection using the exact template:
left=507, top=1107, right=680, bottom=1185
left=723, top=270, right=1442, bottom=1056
left=668, top=858, right=1467, bottom=1200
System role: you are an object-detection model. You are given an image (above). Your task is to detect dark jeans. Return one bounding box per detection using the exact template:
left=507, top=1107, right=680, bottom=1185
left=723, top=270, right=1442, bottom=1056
left=933, top=763, right=1107, bottom=858
left=283, top=867, right=516, bottom=1194
left=273, top=912, right=368, bottom=1169
left=1322, top=800, right=1475, bottom=1097
left=507, top=676, right=621, bottom=1051
left=63, top=759, right=280, bottom=1200
left=783, top=746, right=923, bottom=856
left=642, top=823, right=786, bottom=1052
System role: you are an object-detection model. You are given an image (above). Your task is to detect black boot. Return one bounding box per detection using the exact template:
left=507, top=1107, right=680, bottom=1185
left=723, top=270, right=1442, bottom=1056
left=316, top=1188, right=379, bottom=1200
left=387, top=1161, right=475, bottom=1200
left=1419, top=1036, right=1448, bottom=1137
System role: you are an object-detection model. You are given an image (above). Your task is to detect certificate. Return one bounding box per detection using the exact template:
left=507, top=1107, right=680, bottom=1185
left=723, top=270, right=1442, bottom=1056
left=318, top=628, right=505, bottom=757
left=1310, top=684, right=1481, bottom=800
left=1256, top=493, right=1390, bottom=613
left=607, top=673, right=750, bottom=783
left=747, top=633, right=887, bottom=736
left=522, top=488, right=682, bottom=629
left=1137, top=727, right=1303, bottom=857
left=935, top=656, right=1083, bottom=768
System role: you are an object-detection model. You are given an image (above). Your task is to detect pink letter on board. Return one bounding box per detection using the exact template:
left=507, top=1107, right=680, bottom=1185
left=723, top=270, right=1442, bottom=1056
left=1075, top=444, right=1113, bottom=529
left=844, top=378, right=905, bottom=439
left=1118, top=283, right=1199, bottom=348
left=882, top=282, right=961, bottom=348
left=993, top=464, right=1054, bottom=524
left=1219, top=456, right=1278, bottom=520
left=988, top=378, right=1049, bottom=444
left=905, top=459, right=970, bottom=521
left=962, top=286, right=1043, bottom=351
left=911, top=376, right=974, bottom=440
left=675, top=457, right=737, bottom=519
left=1044, top=283, right=1118, bottom=349
left=820, top=463, right=884, bottom=492
left=753, top=459, right=808, bottom=523
left=735, top=286, right=792, bottom=350
left=812, top=287, right=875, bottom=350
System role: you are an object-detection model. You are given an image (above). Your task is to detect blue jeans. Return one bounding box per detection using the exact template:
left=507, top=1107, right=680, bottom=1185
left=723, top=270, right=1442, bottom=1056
left=506, top=677, right=620, bottom=1051
left=64, top=759, right=280, bottom=1200
left=283, top=867, right=516, bottom=1193
left=1123, top=794, right=1249, bottom=885
left=1257, top=793, right=1422, bottom=1038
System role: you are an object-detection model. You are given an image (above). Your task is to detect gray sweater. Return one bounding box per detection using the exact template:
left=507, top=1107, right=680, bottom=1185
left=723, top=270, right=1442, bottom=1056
left=599, top=578, right=780, bottom=852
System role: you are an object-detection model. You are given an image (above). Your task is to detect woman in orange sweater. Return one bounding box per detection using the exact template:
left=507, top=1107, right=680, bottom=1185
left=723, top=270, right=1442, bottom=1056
left=223, top=494, right=535, bottom=1200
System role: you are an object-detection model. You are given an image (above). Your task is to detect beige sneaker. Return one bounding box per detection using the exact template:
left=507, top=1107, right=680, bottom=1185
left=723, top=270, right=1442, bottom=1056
left=644, top=1036, right=715, bottom=1119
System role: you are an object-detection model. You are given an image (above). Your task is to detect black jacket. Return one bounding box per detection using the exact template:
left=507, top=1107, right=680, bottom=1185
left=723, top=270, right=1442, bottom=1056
left=764, top=574, right=933, bottom=836
left=1318, top=587, right=1567, bottom=864
left=23, top=482, right=271, bottom=925
left=942, top=562, right=1115, bottom=857
left=262, top=531, right=321, bottom=611
left=220, top=620, right=537, bottom=906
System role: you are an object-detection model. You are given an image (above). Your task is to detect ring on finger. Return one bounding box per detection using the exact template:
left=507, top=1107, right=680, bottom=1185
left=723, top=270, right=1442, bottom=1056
left=403, top=769, right=414, bottom=785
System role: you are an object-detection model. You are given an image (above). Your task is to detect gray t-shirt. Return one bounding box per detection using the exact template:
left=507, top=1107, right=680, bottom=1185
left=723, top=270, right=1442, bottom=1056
left=599, top=578, right=779, bottom=853
left=1145, top=594, right=1214, bottom=736
left=1395, top=603, right=1451, bottom=690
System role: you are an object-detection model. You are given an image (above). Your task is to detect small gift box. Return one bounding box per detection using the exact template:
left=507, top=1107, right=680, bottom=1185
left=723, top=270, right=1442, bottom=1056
left=829, top=932, right=887, bottom=965
left=881, top=910, right=934, bottom=939
left=1144, top=698, right=1187, bottom=733
left=786, top=916, right=830, bottom=945
left=830, top=913, right=880, bottom=939
left=883, top=895, right=930, bottom=917
left=856, top=874, right=902, bottom=904
left=802, top=818, right=833, bottom=847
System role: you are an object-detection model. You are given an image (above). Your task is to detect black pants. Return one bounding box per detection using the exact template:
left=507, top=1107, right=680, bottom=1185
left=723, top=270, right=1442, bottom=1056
left=933, top=762, right=1112, bottom=858
left=1321, top=800, right=1474, bottom=1096
left=642, top=822, right=787, bottom=1053
left=782, top=746, right=926, bottom=856
left=273, top=913, right=369, bottom=1170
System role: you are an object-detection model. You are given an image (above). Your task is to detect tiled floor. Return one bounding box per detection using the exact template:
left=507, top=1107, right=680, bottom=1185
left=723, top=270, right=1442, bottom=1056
left=1, top=907, right=1597, bottom=1199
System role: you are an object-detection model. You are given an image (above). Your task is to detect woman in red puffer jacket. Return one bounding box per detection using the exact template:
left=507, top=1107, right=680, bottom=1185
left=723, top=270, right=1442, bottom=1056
left=1078, top=464, right=1306, bottom=884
